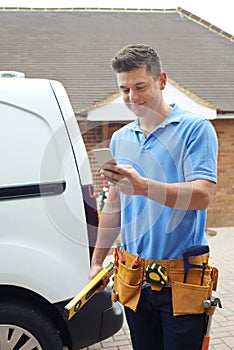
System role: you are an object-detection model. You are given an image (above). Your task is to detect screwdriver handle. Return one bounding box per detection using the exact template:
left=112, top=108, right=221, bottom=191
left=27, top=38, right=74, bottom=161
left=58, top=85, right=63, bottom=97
left=114, top=246, right=119, bottom=272
left=131, top=255, right=140, bottom=269
left=117, top=243, right=126, bottom=265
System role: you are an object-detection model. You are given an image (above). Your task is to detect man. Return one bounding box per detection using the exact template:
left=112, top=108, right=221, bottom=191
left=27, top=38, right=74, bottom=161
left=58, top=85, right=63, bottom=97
left=90, top=44, right=218, bottom=350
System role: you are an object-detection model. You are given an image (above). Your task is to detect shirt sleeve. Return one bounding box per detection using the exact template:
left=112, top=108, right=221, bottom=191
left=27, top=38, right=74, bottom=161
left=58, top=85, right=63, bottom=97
left=183, top=119, right=218, bottom=183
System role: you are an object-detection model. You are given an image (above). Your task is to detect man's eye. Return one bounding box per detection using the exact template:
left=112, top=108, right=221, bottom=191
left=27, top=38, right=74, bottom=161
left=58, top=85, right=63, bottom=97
left=121, top=89, right=129, bottom=94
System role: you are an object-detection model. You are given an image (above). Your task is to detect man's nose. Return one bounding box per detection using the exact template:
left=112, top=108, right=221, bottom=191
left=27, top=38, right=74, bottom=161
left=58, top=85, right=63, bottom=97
left=129, top=89, right=139, bottom=103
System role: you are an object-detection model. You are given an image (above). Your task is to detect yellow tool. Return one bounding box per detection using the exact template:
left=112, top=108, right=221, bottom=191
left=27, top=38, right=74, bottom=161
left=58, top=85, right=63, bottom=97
left=64, top=262, right=114, bottom=320
left=145, top=263, right=168, bottom=285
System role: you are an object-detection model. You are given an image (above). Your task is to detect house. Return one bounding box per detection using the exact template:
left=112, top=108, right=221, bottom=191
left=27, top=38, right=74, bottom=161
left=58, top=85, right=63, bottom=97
left=0, top=7, right=233, bottom=226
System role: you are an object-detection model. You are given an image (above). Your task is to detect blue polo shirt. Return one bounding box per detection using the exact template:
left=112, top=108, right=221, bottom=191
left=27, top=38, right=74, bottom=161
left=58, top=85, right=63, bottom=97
left=110, top=104, right=218, bottom=260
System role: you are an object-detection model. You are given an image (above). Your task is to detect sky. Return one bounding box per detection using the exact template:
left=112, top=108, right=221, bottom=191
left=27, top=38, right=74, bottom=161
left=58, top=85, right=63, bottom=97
left=0, top=0, right=233, bottom=36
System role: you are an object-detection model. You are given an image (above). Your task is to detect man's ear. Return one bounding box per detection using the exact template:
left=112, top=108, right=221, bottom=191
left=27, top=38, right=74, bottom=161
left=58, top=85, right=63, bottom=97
left=159, top=72, right=167, bottom=90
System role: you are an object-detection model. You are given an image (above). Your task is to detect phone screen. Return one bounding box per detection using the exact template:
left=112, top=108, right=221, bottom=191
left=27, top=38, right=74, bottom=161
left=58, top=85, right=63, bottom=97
left=92, top=148, right=117, bottom=169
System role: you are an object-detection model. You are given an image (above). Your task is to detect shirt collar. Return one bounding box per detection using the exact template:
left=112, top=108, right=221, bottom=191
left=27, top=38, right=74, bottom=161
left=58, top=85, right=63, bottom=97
left=127, top=104, right=182, bottom=133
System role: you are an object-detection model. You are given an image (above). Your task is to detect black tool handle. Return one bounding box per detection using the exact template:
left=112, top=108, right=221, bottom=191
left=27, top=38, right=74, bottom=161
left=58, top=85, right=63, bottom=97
left=183, top=245, right=209, bottom=261
left=183, top=245, right=209, bottom=283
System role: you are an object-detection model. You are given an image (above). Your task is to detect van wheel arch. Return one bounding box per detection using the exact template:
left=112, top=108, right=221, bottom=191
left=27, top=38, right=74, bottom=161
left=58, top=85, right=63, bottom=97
left=0, top=285, right=71, bottom=348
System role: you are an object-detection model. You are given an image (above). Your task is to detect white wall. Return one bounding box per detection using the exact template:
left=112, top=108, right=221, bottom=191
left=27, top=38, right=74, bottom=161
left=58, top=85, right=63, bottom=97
left=87, top=82, right=217, bottom=121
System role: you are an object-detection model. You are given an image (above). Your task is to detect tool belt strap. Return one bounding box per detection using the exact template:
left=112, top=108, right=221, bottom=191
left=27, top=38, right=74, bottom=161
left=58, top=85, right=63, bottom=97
left=122, top=249, right=210, bottom=287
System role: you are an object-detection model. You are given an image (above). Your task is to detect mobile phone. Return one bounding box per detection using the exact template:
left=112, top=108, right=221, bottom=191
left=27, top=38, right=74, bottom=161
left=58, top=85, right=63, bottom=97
left=92, top=148, right=117, bottom=169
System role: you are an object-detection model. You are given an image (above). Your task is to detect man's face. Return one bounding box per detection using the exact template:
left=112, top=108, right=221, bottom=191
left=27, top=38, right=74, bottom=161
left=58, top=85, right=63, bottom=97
left=117, top=66, right=166, bottom=117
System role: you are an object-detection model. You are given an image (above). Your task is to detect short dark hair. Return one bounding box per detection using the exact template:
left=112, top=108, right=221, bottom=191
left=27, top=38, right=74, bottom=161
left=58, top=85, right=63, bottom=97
left=111, top=44, right=163, bottom=80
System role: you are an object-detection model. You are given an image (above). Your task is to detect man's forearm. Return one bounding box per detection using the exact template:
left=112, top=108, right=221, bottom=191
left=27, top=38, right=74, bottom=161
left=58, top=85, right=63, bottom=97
left=91, top=186, right=121, bottom=267
left=146, top=178, right=215, bottom=210
left=100, top=165, right=215, bottom=211
left=91, top=215, right=120, bottom=265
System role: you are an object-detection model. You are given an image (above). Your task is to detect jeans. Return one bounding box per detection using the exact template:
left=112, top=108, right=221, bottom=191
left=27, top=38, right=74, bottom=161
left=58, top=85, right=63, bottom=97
left=124, top=287, right=208, bottom=350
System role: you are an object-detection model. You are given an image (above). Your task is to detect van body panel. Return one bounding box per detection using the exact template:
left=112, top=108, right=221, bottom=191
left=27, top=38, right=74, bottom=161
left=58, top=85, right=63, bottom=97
left=0, top=180, right=91, bottom=302
left=0, top=79, right=91, bottom=301
left=50, top=80, right=93, bottom=186
left=0, top=76, right=123, bottom=349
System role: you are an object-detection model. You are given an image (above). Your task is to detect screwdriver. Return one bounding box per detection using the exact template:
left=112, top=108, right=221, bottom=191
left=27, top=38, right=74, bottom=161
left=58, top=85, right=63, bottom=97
left=114, top=245, right=119, bottom=273
left=131, top=255, right=140, bottom=269
left=118, top=243, right=126, bottom=265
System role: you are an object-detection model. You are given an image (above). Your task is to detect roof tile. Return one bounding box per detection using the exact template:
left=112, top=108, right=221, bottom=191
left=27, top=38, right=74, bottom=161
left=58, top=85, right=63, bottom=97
left=0, top=8, right=233, bottom=113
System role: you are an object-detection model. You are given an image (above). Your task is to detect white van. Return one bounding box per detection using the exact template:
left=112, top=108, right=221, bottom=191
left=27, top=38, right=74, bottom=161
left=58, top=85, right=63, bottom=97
left=0, top=72, right=123, bottom=350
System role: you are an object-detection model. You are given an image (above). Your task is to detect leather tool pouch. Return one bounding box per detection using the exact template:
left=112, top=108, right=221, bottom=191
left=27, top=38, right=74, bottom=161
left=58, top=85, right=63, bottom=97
left=113, top=261, right=143, bottom=312
left=171, top=263, right=217, bottom=316
left=171, top=282, right=212, bottom=316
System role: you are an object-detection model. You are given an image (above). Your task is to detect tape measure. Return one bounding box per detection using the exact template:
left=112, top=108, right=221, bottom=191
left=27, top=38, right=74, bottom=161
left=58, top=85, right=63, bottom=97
left=145, top=263, right=168, bottom=285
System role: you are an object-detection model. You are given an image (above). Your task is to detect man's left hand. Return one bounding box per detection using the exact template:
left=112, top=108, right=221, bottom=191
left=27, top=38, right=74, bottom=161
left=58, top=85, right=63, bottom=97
left=100, top=164, right=148, bottom=196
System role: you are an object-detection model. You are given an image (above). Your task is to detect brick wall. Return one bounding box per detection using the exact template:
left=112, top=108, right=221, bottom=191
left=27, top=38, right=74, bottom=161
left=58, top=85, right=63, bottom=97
left=78, top=118, right=234, bottom=227
left=207, top=119, right=234, bottom=227
left=78, top=120, right=107, bottom=197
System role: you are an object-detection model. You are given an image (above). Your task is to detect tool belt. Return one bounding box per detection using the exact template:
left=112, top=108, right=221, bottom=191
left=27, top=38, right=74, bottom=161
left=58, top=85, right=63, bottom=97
left=112, top=248, right=219, bottom=316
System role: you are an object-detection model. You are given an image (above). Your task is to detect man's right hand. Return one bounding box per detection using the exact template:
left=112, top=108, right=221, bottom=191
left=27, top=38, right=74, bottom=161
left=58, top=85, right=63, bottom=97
left=89, top=263, right=110, bottom=292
